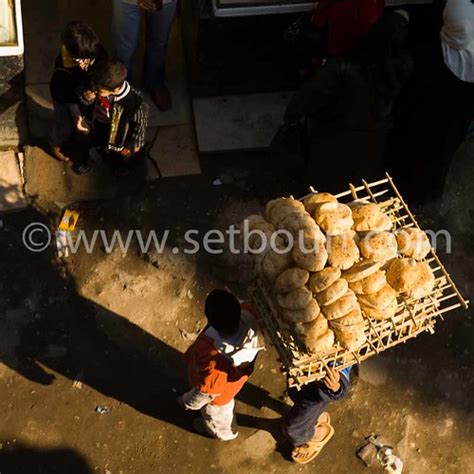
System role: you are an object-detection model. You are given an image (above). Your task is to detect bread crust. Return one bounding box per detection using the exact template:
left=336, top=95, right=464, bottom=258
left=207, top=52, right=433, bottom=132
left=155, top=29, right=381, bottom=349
left=342, top=260, right=381, bottom=282
left=349, top=270, right=387, bottom=294
left=357, top=284, right=398, bottom=309
left=386, top=258, right=420, bottom=293
left=303, top=192, right=337, bottom=214
left=327, top=233, right=360, bottom=270
left=274, top=267, right=310, bottom=293
left=317, top=278, right=349, bottom=306
left=282, top=298, right=321, bottom=323
left=361, top=297, right=398, bottom=320
left=308, top=267, right=341, bottom=293
left=359, top=231, right=398, bottom=262
left=322, top=290, right=358, bottom=320
left=315, top=203, right=354, bottom=236
left=396, top=228, right=431, bottom=260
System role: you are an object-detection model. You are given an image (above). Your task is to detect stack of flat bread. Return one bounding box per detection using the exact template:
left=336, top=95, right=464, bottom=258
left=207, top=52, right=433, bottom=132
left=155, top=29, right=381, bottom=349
left=309, top=267, right=367, bottom=351
left=242, top=192, right=435, bottom=355
left=273, top=267, right=334, bottom=354
left=342, top=260, right=397, bottom=320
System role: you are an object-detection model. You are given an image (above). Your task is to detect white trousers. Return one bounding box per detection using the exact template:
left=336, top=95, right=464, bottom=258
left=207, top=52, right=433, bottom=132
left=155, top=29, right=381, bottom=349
left=201, top=399, right=238, bottom=441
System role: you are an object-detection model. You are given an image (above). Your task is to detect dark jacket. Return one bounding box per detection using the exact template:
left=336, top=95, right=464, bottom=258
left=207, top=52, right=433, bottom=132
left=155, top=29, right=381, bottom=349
left=284, top=12, right=413, bottom=191
left=50, top=45, right=106, bottom=105
left=83, top=82, right=148, bottom=153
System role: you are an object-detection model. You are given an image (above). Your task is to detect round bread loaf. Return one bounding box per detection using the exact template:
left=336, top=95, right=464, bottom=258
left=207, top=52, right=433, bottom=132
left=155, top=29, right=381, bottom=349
left=371, top=213, right=393, bottom=232
left=241, top=214, right=268, bottom=230
left=303, top=192, right=337, bottom=214
left=351, top=203, right=382, bottom=232
left=293, top=235, right=328, bottom=272
left=331, top=304, right=363, bottom=324
left=277, top=286, right=313, bottom=310
left=322, top=290, right=358, bottom=320
left=240, top=215, right=276, bottom=251
left=357, top=284, right=398, bottom=309
left=315, top=203, right=354, bottom=236
left=267, top=198, right=305, bottom=226
left=259, top=246, right=293, bottom=281
left=274, top=267, right=310, bottom=293
left=294, top=313, right=328, bottom=340
left=407, top=262, right=435, bottom=299
left=317, top=278, right=349, bottom=306
left=349, top=270, right=387, bottom=294
left=279, top=212, right=326, bottom=243
left=386, top=258, right=420, bottom=293
left=308, top=267, right=341, bottom=293
left=327, top=233, right=360, bottom=270
left=342, top=260, right=381, bottom=282
left=361, top=297, right=398, bottom=320
left=304, top=328, right=335, bottom=355
left=248, top=227, right=275, bottom=251
left=265, top=198, right=287, bottom=221
left=396, top=228, right=431, bottom=261
left=359, top=231, right=398, bottom=262
left=270, top=205, right=302, bottom=227
left=329, top=306, right=365, bottom=330
left=334, top=328, right=367, bottom=352
left=282, top=298, right=320, bottom=323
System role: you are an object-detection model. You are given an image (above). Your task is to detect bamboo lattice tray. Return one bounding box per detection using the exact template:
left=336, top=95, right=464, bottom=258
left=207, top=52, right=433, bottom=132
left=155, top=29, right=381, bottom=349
left=248, top=173, right=469, bottom=389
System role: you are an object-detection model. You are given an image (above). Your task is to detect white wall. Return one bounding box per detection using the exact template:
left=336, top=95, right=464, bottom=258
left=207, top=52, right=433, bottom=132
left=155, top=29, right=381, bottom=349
left=0, top=0, right=23, bottom=56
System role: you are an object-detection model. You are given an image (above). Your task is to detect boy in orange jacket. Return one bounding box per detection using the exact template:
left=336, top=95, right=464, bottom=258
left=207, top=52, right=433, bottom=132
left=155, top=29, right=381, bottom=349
left=177, top=289, right=264, bottom=440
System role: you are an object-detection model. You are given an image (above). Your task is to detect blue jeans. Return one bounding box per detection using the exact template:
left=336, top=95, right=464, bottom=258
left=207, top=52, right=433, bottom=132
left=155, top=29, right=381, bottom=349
left=283, top=368, right=351, bottom=446
left=112, top=0, right=177, bottom=90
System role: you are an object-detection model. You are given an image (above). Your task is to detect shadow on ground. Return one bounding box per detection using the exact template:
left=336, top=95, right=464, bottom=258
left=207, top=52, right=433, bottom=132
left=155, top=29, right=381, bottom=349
left=0, top=442, right=92, bottom=474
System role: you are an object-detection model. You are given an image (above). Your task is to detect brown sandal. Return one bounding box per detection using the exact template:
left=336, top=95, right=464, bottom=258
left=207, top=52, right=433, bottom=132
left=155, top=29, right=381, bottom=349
left=291, top=412, right=335, bottom=464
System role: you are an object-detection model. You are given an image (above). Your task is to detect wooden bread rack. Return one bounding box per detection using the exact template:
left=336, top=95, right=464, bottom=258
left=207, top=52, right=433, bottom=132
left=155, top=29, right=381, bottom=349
left=249, top=173, right=469, bottom=389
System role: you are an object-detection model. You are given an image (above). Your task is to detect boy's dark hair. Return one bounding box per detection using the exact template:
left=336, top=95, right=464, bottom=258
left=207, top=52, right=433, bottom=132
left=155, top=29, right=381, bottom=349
left=90, top=60, right=127, bottom=91
left=62, top=21, right=100, bottom=59
left=205, top=290, right=241, bottom=335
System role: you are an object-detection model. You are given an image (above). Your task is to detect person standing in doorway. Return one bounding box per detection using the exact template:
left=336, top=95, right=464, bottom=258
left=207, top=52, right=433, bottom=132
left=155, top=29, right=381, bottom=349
left=112, top=0, right=177, bottom=111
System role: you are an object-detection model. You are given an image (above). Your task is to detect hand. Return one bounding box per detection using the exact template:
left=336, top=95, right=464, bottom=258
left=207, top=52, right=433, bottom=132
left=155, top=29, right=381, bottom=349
left=323, top=367, right=341, bottom=393
left=138, top=0, right=162, bottom=12
left=82, top=89, right=96, bottom=102
left=75, top=116, right=89, bottom=133
left=77, top=58, right=94, bottom=71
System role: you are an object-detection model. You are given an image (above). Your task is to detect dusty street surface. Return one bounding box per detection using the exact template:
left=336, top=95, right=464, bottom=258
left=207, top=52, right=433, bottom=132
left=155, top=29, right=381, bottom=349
left=2, top=0, right=471, bottom=471
left=0, top=145, right=473, bottom=474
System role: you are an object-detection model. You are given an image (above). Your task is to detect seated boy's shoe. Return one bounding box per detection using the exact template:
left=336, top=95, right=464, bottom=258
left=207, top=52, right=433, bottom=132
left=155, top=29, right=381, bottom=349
left=150, top=85, right=172, bottom=111
left=72, top=161, right=92, bottom=175
left=50, top=145, right=71, bottom=162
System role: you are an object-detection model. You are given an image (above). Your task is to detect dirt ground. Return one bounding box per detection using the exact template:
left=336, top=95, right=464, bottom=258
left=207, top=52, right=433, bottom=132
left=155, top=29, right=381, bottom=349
left=0, top=1, right=472, bottom=471
left=0, top=141, right=473, bottom=474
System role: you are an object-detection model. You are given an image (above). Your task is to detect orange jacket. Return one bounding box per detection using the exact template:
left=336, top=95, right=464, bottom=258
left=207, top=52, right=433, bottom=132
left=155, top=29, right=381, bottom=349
left=184, top=304, right=259, bottom=406
left=185, top=334, right=254, bottom=405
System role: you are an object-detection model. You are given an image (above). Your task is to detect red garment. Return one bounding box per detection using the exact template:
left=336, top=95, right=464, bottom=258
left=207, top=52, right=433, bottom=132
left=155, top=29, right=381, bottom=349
left=185, top=333, right=254, bottom=405
left=93, top=95, right=112, bottom=124
left=184, top=303, right=259, bottom=406
left=312, top=0, right=385, bottom=56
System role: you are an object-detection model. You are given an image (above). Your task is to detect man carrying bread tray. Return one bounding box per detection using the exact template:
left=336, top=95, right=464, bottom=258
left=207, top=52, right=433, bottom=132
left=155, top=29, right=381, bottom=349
left=282, top=365, right=351, bottom=464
